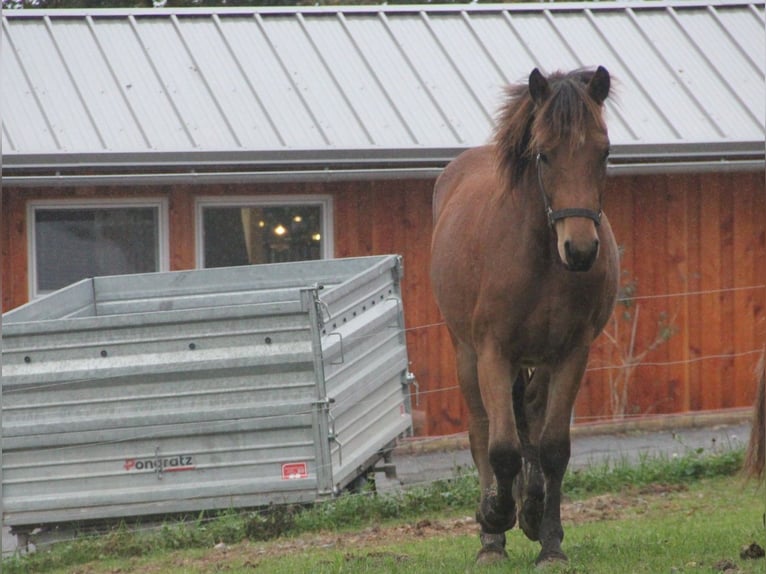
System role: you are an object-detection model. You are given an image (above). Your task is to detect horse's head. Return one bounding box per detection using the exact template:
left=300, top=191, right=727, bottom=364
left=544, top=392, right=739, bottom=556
left=495, top=67, right=612, bottom=272
left=527, top=66, right=611, bottom=272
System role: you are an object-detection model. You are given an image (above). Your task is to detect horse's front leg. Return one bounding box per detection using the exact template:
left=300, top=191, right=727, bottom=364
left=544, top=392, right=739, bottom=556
left=475, top=344, right=522, bottom=538
left=453, top=344, right=509, bottom=563
left=536, top=346, right=590, bottom=565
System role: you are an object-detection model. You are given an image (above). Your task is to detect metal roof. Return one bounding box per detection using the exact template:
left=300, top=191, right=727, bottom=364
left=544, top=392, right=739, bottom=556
left=1, top=1, right=764, bottom=182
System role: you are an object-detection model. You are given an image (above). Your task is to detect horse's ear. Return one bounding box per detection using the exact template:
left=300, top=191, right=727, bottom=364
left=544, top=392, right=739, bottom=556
left=528, top=68, right=550, bottom=106
left=587, top=66, right=611, bottom=105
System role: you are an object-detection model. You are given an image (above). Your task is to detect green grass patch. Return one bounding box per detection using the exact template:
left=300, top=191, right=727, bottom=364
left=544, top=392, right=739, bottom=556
left=148, top=477, right=762, bottom=574
left=293, top=467, right=480, bottom=532
left=564, top=445, right=745, bottom=498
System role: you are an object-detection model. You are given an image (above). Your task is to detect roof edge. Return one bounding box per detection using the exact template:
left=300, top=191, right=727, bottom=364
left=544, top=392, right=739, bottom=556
left=3, top=140, right=763, bottom=172
left=2, top=142, right=763, bottom=186
left=2, top=0, right=758, bottom=19
left=3, top=160, right=762, bottom=188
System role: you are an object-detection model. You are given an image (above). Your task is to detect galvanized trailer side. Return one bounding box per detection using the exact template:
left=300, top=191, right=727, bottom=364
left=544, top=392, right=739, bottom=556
left=1, top=255, right=412, bottom=529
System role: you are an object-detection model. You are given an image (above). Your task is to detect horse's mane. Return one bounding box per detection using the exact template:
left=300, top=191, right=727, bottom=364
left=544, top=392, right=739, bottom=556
left=493, top=68, right=610, bottom=187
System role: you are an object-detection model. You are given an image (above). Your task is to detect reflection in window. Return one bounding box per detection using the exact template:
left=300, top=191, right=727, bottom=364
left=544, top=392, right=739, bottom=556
left=33, top=207, right=160, bottom=293
left=202, top=205, right=323, bottom=268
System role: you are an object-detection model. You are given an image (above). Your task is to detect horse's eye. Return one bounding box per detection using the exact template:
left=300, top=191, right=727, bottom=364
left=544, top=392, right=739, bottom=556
left=537, top=153, right=549, bottom=165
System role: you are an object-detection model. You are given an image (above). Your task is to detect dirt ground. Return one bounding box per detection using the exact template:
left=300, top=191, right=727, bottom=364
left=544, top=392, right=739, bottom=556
left=69, top=483, right=692, bottom=574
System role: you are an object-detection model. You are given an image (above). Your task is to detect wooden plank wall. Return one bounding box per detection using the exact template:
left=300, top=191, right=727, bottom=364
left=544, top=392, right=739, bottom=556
left=2, top=171, right=764, bottom=435
left=578, top=172, right=766, bottom=425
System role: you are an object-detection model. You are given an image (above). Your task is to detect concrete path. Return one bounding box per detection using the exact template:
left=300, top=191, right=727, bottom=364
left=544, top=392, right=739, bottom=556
left=379, top=421, right=750, bottom=492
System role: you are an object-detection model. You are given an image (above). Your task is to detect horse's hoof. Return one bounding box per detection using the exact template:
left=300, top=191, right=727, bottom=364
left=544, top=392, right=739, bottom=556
left=476, top=531, right=507, bottom=565
left=535, top=549, right=568, bottom=568
left=476, top=546, right=508, bottom=565
left=519, top=497, right=544, bottom=541
left=476, top=495, right=516, bottom=534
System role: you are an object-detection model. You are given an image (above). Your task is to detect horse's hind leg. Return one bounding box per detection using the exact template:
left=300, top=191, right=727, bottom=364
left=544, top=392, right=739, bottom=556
left=515, top=369, right=548, bottom=542
left=455, top=342, right=508, bottom=563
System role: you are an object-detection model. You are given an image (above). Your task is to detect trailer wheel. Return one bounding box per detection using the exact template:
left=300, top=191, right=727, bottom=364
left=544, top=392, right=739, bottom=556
left=347, top=471, right=376, bottom=494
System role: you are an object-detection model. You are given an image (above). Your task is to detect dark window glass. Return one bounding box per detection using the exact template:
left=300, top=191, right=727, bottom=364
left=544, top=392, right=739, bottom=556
left=34, top=207, right=159, bottom=292
left=202, top=205, right=322, bottom=268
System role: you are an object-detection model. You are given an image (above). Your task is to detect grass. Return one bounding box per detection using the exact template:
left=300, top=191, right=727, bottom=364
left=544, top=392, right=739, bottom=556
left=564, top=444, right=745, bottom=497
left=4, top=445, right=761, bottom=574
left=222, top=490, right=765, bottom=574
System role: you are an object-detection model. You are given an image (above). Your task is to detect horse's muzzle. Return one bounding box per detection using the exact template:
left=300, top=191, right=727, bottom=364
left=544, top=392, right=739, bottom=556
left=564, top=238, right=599, bottom=272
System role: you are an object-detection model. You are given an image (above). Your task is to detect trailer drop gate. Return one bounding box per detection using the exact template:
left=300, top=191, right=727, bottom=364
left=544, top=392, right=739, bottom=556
left=1, top=255, right=413, bottom=532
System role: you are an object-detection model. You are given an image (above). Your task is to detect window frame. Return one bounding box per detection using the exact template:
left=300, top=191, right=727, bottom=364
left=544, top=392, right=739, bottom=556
left=27, top=197, right=170, bottom=300
left=195, top=195, right=334, bottom=269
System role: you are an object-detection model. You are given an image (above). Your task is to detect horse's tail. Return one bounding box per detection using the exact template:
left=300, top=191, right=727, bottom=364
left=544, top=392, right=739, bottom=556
left=512, top=369, right=533, bottom=454
left=744, top=353, right=766, bottom=482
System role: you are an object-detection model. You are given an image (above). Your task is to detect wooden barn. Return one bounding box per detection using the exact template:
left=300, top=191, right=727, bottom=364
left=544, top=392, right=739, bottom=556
left=2, top=1, right=764, bottom=436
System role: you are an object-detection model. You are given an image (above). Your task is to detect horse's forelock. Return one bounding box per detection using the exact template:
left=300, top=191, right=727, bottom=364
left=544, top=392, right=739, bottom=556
left=493, top=69, right=608, bottom=187
left=530, top=75, right=607, bottom=153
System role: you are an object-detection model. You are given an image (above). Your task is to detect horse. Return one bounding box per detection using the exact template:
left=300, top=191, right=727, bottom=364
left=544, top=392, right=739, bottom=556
left=744, top=353, right=765, bottom=482
left=430, top=66, right=620, bottom=566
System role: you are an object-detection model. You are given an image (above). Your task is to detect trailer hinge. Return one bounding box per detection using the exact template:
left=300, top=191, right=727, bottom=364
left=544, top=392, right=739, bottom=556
left=328, top=423, right=343, bottom=467
left=314, top=397, right=343, bottom=467
left=300, top=283, right=328, bottom=330
left=392, top=256, right=404, bottom=284
left=312, top=396, right=335, bottom=409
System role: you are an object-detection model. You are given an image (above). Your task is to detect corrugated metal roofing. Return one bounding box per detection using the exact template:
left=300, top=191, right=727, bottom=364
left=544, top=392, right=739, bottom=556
left=1, top=1, right=764, bottom=179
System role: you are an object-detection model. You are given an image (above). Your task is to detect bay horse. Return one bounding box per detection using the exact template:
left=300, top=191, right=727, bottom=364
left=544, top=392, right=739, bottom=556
left=430, top=67, right=619, bottom=566
left=744, top=353, right=765, bottom=482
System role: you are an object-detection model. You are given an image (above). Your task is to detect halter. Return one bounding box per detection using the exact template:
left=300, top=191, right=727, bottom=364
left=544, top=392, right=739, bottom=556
left=535, top=153, right=602, bottom=228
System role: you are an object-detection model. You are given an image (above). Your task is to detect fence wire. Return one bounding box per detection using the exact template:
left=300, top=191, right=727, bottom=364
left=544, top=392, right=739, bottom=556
left=1, top=282, right=763, bottom=448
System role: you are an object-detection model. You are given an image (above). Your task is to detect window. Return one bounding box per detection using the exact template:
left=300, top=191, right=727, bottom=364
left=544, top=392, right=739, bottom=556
left=29, top=200, right=168, bottom=297
left=197, top=197, right=333, bottom=268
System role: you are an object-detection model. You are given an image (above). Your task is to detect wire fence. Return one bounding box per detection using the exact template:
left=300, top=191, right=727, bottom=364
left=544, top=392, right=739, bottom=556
left=1, top=281, right=763, bottom=450
left=401, top=281, right=766, bottom=420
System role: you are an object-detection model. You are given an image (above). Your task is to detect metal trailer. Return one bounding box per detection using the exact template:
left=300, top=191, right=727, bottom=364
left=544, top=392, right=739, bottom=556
left=1, top=255, right=413, bottom=535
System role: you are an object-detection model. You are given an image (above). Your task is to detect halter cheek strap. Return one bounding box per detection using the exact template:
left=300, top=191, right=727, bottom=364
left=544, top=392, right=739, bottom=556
left=536, top=153, right=603, bottom=228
